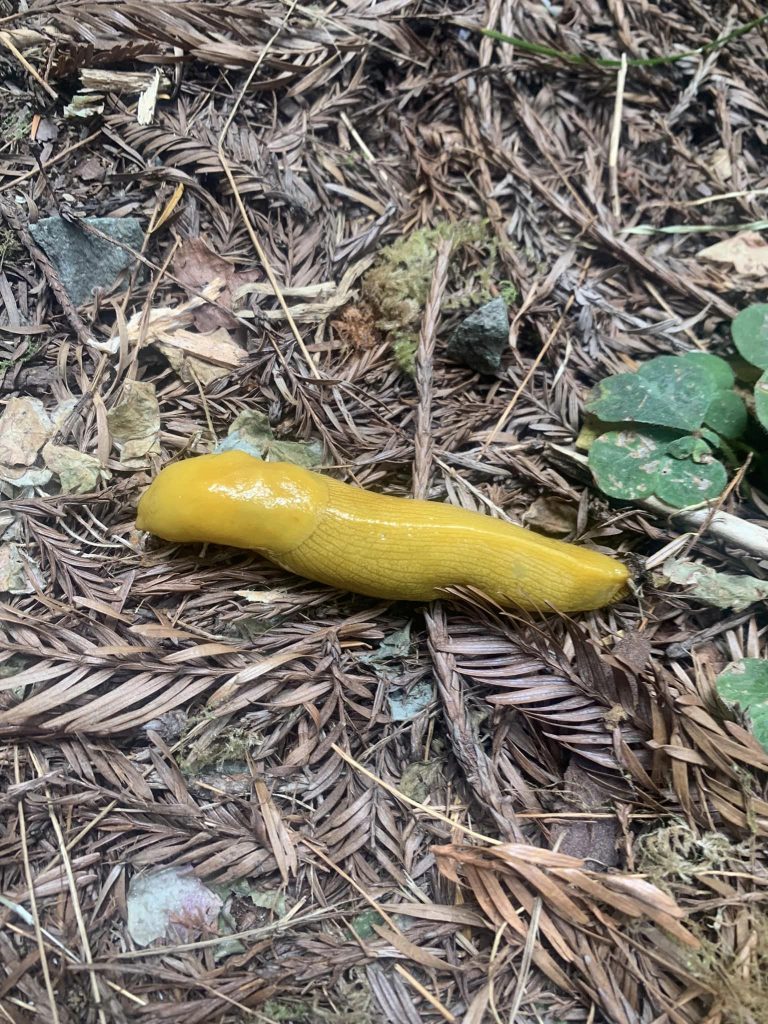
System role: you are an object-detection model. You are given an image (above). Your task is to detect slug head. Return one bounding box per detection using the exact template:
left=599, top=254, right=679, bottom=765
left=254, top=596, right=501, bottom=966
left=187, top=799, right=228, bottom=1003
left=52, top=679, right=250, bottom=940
left=136, top=450, right=328, bottom=556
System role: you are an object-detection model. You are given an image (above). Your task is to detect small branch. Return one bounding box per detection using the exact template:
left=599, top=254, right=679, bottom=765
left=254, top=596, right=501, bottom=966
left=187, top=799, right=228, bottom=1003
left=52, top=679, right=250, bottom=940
left=608, top=54, right=628, bottom=220
left=0, top=29, right=57, bottom=100
left=551, top=444, right=768, bottom=561
left=413, top=238, right=452, bottom=499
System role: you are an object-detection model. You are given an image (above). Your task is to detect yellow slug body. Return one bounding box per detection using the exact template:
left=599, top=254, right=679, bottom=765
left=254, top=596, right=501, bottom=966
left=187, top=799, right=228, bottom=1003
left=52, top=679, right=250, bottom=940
left=136, top=450, right=629, bottom=613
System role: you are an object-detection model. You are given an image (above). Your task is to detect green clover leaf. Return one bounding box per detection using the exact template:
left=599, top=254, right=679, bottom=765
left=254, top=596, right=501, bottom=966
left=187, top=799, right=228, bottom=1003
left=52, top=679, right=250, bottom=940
left=732, top=303, right=768, bottom=371
left=588, top=427, right=727, bottom=507
left=716, top=659, right=768, bottom=751
left=755, top=370, right=768, bottom=433
left=585, top=355, right=717, bottom=431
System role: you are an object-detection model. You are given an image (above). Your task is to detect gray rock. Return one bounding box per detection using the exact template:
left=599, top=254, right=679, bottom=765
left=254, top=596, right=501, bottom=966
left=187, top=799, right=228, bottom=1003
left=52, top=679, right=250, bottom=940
left=29, top=215, right=144, bottom=306
left=446, top=296, right=509, bottom=375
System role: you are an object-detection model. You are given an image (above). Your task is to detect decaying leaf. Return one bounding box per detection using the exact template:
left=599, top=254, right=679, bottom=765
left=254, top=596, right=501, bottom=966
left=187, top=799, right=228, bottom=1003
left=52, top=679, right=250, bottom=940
left=172, top=238, right=263, bottom=331
left=709, top=147, right=732, bottom=180
left=91, top=279, right=247, bottom=383
left=107, top=380, right=161, bottom=468
left=664, top=557, right=768, bottom=612
left=0, top=464, right=53, bottom=488
left=127, top=866, right=223, bottom=947
left=0, top=542, right=38, bottom=594
left=0, top=397, right=53, bottom=467
left=43, top=443, right=104, bottom=494
left=216, top=410, right=323, bottom=467
left=522, top=496, right=577, bottom=535
left=133, top=280, right=246, bottom=382
left=156, top=328, right=246, bottom=386
left=698, top=231, right=768, bottom=276
left=388, top=679, right=433, bottom=721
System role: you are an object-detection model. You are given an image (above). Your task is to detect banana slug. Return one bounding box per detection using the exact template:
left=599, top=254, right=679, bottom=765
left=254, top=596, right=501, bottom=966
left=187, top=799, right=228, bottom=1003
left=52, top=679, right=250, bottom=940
left=136, top=450, right=629, bottom=612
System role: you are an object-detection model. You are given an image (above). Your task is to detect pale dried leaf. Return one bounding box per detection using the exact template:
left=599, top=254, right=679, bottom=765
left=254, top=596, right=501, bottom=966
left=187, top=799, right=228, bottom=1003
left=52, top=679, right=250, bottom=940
left=698, top=231, right=768, bottom=275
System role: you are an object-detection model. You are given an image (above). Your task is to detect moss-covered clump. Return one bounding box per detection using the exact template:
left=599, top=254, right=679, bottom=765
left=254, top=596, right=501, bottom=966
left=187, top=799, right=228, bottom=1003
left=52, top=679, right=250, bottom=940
left=361, top=221, right=513, bottom=375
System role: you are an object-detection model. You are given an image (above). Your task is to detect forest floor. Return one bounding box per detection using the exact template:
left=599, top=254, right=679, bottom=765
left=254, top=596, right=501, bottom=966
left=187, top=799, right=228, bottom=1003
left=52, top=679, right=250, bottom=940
left=1, top=1, right=768, bottom=1022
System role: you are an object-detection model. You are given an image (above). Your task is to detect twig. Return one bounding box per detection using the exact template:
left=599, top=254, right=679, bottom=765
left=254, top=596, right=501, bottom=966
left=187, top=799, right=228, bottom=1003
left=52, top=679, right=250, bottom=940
left=644, top=280, right=705, bottom=350
left=393, top=964, right=457, bottom=1023
left=330, top=743, right=502, bottom=845
left=413, top=238, right=452, bottom=499
left=216, top=1, right=321, bottom=380
left=551, top=444, right=768, bottom=560
left=29, top=749, right=107, bottom=1024
left=0, top=131, right=101, bottom=193
left=0, top=30, right=57, bottom=99
left=13, top=749, right=61, bottom=1024
left=424, top=605, right=526, bottom=841
left=302, top=837, right=402, bottom=931
left=608, top=54, right=628, bottom=220
left=506, top=898, right=542, bottom=1022
left=679, top=454, right=753, bottom=560
left=484, top=292, right=576, bottom=448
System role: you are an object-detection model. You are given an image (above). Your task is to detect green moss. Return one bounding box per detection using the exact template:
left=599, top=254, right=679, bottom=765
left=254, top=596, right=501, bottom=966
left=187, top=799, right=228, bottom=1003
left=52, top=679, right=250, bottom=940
left=686, top=913, right=768, bottom=1023
left=313, top=973, right=372, bottom=1024
left=400, top=759, right=445, bottom=803
left=637, top=822, right=768, bottom=1022
left=178, top=721, right=260, bottom=774
left=0, top=108, right=32, bottom=146
left=362, top=220, right=510, bottom=376
left=261, top=999, right=312, bottom=1022
left=392, top=335, right=417, bottom=376
left=636, top=821, right=748, bottom=888
left=261, top=971, right=373, bottom=1023
left=0, top=228, right=20, bottom=270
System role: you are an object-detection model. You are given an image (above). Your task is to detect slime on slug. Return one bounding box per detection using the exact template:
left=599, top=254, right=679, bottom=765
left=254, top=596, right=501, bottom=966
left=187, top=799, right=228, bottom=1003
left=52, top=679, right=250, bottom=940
left=136, top=450, right=630, bottom=613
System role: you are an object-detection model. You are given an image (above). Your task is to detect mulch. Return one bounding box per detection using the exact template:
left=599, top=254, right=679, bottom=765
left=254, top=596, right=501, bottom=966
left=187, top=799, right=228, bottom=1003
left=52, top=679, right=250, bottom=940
left=1, top=1, right=767, bottom=1021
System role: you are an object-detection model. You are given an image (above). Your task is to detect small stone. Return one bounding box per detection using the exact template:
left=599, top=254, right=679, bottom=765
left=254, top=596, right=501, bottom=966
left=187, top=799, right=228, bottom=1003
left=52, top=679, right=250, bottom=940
left=29, top=215, right=144, bottom=306
left=446, top=296, right=509, bottom=375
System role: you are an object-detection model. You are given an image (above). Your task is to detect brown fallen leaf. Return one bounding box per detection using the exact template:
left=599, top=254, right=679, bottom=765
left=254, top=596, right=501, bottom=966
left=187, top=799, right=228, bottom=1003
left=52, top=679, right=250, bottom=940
left=522, top=496, right=577, bottom=536
left=172, top=238, right=263, bottom=331
left=698, top=231, right=768, bottom=276
left=115, top=280, right=246, bottom=383
left=155, top=327, right=245, bottom=385
left=709, top=147, right=732, bottom=181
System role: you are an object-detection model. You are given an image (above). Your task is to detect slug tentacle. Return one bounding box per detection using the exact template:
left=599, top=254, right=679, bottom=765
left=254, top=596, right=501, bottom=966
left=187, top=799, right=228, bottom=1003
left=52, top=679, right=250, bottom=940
left=136, top=450, right=630, bottom=613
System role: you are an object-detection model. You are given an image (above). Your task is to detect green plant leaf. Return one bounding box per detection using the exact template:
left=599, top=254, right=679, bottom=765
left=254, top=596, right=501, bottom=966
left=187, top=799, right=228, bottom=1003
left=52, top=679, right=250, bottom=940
left=588, top=427, right=679, bottom=500
left=585, top=356, right=717, bottom=431
left=716, top=659, right=768, bottom=751
left=655, top=457, right=727, bottom=507
left=589, top=427, right=726, bottom=507
left=731, top=303, right=768, bottom=370
left=665, top=436, right=712, bottom=462
left=755, top=370, right=768, bottom=432
left=703, top=390, right=748, bottom=440
left=681, top=351, right=735, bottom=389
left=699, top=427, right=722, bottom=448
